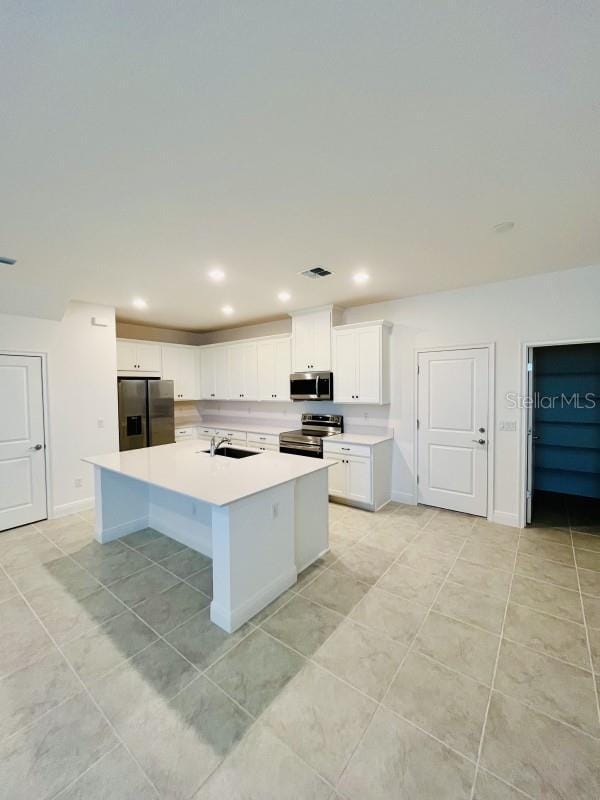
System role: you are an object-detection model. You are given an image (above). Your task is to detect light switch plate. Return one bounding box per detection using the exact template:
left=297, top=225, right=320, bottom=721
left=499, top=421, right=517, bottom=432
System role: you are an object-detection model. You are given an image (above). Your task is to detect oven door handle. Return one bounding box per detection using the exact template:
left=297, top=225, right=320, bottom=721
left=280, top=442, right=321, bottom=453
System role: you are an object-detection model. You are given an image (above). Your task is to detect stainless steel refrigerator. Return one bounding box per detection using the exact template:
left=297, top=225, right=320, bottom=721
left=117, top=378, right=175, bottom=451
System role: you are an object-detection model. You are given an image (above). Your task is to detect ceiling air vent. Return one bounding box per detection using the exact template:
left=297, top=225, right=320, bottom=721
left=299, top=266, right=333, bottom=279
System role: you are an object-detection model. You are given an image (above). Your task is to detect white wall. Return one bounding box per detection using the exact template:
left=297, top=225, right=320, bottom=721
left=197, top=264, right=600, bottom=525
left=342, top=263, right=600, bottom=524
left=0, top=301, right=119, bottom=516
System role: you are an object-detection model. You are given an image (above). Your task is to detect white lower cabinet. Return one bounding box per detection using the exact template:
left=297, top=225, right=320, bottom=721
left=175, top=427, right=196, bottom=442
left=215, top=428, right=247, bottom=445
left=197, top=427, right=217, bottom=441
left=247, top=432, right=279, bottom=452
left=323, top=439, right=392, bottom=511
left=325, top=454, right=371, bottom=504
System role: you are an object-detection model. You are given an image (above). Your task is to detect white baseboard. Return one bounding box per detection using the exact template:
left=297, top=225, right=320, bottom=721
left=490, top=510, right=521, bottom=528
left=210, top=568, right=297, bottom=633
left=391, top=490, right=417, bottom=506
left=96, top=515, right=149, bottom=544
left=52, top=497, right=95, bottom=518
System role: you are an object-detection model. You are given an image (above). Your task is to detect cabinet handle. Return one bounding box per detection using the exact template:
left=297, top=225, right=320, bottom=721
left=341, top=447, right=350, bottom=451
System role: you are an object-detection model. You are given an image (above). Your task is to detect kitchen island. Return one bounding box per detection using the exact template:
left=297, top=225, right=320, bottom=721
left=83, top=441, right=332, bottom=632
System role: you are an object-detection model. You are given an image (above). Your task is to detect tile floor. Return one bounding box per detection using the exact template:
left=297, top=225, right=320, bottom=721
left=1, top=501, right=600, bottom=799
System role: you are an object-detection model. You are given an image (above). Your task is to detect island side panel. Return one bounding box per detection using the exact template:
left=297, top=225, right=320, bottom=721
left=94, top=466, right=149, bottom=543
left=148, top=485, right=212, bottom=557
left=210, top=482, right=296, bottom=633
left=294, top=468, right=329, bottom=572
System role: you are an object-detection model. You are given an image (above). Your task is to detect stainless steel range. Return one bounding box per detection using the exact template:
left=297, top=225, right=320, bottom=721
left=279, top=413, right=343, bottom=458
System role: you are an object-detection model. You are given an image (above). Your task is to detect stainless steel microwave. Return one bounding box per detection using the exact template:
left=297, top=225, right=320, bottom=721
left=290, top=371, right=333, bottom=401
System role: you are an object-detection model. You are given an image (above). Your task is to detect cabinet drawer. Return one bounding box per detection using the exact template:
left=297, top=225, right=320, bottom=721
left=216, top=429, right=247, bottom=443
left=175, top=427, right=195, bottom=440
left=197, top=427, right=217, bottom=439
left=324, top=441, right=371, bottom=459
left=247, top=432, right=279, bottom=446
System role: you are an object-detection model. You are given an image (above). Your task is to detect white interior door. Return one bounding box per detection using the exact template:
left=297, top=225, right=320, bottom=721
left=0, top=355, right=48, bottom=531
left=417, top=347, right=489, bottom=516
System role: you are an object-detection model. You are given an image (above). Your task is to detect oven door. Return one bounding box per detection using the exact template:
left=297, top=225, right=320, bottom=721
left=289, top=372, right=333, bottom=401
left=279, top=442, right=323, bottom=458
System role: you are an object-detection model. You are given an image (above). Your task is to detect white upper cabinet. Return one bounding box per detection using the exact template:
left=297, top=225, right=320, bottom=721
left=214, top=346, right=229, bottom=399
left=291, top=307, right=341, bottom=372
left=200, top=347, right=217, bottom=399
left=161, top=345, right=199, bottom=400
left=257, top=337, right=291, bottom=401
left=333, top=321, right=391, bottom=404
left=228, top=342, right=258, bottom=400
left=117, top=340, right=162, bottom=373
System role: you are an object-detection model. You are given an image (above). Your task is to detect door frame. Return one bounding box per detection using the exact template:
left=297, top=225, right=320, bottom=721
left=0, top=349, right=51, bottom=524
left=518, top=336, right=600, bottom=528
left=413, top=342, right=496, bottom=521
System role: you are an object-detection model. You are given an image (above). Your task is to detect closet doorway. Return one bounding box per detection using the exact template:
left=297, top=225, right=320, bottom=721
left=525, top=342, right=600, bottom=530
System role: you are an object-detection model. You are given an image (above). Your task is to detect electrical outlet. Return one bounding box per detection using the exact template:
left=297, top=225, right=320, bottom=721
left=97, top=418, right=104, bottom=429
left=74, top=477, right=83, bottom=488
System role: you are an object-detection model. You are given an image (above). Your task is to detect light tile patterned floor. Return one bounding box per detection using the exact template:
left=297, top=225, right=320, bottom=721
left=1, top=501, right=600, bottom=799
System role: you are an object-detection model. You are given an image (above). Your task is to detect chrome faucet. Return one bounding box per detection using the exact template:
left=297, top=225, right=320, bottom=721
left=209, top=435, right=231, bottom=456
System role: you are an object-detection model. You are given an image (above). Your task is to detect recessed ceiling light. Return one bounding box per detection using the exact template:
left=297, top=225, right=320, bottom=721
left=493, top=221, right=515, bottom=234
left=221, top=305, right=234, bottom=315
left=0, top=256, right=17, bottom=266
left=278, top=290, right=291, bottom=302
left=353, top=271, right=370, bottom=284
left=132, top=297, right=147, bottom=309
left=208, top=267, right=226, bottom=282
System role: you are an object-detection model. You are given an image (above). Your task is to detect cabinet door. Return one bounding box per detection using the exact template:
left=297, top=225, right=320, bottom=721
left=228, top=344, right=245, bottom=399
left=161, top=346, right=180, bottom=393
left=274, top=338, right=291, bottom=400
left=257, top=340, right=275, bottom=400
left=242, top=342, right=258, bottom=400
left=292, top=315, right=314, bottom=371
left=326, top=454, right=347, bottom=498
left=347, top=456, right=372, bottom=503
left=116, top=340, right=137, bottom=371
left=136, top=342, right=162, bottom=372
left=214, top=347, right=229, bottom=399
left=177, top=348, right=198, bottom=400
left=162, top=345, right=184, bottom=400
left=333, top=329, right=357, bottom=402
left=311, top=310, right=332, bottom=371
left=200, top=349, right=216, bottom=399
left=356, top=327, right=380, bottom=403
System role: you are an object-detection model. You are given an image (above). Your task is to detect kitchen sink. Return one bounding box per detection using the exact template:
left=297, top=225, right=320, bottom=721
left=200, top=447, right=259, bottom=459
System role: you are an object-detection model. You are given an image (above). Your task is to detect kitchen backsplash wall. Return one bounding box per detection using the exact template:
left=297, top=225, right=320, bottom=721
left=193, top=399, right=393, bottom=436
left=174, top=400, right=204, bottom=426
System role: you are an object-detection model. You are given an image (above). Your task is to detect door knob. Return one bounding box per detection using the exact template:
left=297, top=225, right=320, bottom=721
left=30, top=444, right=43, bottom=451
left=472, top=439, right=486, bottom=445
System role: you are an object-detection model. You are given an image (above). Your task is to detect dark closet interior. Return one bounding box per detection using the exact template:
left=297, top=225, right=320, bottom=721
left=530, top=342, right=600, bottom=528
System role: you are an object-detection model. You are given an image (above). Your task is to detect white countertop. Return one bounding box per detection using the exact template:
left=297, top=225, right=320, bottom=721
left=83, top=440, right=331, bottom=507
left=326, top=432, right=394, bottom=446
